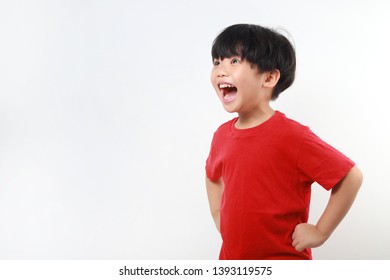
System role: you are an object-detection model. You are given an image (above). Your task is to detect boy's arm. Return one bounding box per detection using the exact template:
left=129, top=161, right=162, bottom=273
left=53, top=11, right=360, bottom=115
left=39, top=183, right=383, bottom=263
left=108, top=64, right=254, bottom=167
left=292, top=165, right=363, bottom=252
left=206, top=175, right=224, bottom=232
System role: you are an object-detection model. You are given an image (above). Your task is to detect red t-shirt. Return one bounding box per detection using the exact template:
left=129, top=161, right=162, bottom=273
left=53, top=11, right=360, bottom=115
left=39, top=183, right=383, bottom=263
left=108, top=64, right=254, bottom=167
left=206, top=111, right=355, bottom=260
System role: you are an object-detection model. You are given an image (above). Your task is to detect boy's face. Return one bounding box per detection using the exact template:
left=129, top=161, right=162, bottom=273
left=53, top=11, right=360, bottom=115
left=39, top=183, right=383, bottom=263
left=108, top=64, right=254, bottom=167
left=210, top=57, right=269, bottom=115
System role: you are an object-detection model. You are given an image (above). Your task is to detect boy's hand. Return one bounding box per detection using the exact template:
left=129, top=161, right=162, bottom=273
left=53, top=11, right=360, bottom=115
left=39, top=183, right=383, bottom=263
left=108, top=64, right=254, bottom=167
left=291, top=223, right=328, bottom=252
left=292, top=166, right=363, bottom=252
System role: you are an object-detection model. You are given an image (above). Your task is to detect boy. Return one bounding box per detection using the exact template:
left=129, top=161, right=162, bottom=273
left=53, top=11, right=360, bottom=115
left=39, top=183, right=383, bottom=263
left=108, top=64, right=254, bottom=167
left=205, top=24, right=363, bottom=260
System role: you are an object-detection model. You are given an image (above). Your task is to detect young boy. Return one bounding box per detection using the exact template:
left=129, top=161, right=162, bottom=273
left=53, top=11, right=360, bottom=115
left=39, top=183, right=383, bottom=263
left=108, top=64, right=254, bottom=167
left=205, top=24, right=363, bottom=260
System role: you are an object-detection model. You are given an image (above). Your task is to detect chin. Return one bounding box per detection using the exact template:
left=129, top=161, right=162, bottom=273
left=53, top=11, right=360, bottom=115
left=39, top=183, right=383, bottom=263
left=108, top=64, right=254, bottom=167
left=221, top=100, right=239, bottom=112
left=222, top=106, right=238, bottom=114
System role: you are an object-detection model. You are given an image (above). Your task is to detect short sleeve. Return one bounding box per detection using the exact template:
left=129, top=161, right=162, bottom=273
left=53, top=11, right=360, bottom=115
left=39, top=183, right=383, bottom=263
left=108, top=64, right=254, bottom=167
left=297, top=129, right=355, bottom=190
left=205, top=133, right=222, bottom=181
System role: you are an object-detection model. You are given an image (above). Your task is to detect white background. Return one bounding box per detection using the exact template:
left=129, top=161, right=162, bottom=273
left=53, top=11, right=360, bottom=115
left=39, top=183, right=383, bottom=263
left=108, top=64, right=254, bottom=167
left=0, top=0, right=389, bottom=260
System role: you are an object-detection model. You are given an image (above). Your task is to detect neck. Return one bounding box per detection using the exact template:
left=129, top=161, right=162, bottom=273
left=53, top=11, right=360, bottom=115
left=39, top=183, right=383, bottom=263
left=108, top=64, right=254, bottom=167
left=236, top=106, right=275, bottom=129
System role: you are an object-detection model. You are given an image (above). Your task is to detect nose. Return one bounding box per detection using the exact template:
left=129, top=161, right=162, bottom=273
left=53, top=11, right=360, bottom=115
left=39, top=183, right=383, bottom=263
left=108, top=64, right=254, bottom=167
left=217, top=64, right=228, bottom=77
left=218, top=71, right=227, bottom=78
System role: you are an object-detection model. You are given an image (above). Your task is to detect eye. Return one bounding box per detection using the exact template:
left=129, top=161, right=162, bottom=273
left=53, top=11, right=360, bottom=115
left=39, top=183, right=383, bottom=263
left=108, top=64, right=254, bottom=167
left=232, top=58, right=241, bottom=64
left=213, top=59, right=220, bottom=66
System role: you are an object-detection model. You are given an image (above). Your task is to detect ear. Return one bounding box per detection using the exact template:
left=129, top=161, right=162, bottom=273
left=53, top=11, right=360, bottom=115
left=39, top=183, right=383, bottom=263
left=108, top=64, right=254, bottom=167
left=263, top=69, right=280, bottom=88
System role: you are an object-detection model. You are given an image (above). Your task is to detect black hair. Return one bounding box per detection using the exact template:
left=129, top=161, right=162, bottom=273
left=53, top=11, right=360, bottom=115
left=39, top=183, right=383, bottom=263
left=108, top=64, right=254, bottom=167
left=211, top=24, right=296, bottom=100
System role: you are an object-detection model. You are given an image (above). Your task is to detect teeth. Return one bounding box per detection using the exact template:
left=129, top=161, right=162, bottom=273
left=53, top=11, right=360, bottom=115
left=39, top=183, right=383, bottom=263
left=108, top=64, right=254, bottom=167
left=219, top=83, right=235, bottom=89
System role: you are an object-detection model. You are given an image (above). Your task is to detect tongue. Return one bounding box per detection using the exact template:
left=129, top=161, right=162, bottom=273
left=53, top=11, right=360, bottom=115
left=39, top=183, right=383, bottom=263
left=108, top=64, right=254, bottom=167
left=223, top=92, right=237, bottom=102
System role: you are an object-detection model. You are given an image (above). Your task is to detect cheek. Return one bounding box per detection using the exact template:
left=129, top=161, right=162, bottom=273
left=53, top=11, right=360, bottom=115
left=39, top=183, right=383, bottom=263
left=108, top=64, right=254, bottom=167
left=242, top=77, right=261, bottom=91
left=239, top=78, right=255, bottom=91
left=210, top=72, right=218, bottom=89
left=210, top=69, right=217, bottom=80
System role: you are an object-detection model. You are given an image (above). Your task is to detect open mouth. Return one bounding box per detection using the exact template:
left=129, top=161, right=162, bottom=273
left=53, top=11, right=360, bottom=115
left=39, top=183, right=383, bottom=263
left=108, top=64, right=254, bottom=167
left=219, top=83, right=237, bottom=103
